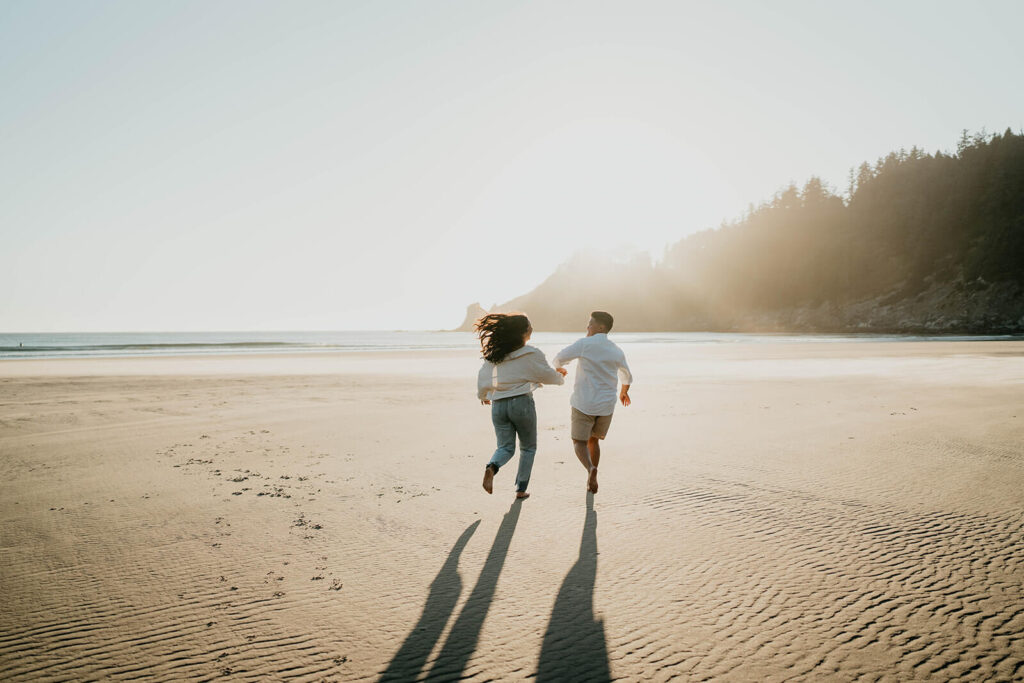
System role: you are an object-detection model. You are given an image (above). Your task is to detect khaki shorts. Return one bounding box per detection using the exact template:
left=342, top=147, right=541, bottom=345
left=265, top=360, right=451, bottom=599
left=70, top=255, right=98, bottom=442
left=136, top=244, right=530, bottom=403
left=571, top=407, right=613, bottom=441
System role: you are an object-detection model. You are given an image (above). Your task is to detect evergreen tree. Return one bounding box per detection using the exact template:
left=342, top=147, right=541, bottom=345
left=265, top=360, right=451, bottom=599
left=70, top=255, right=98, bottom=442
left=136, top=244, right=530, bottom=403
left=498, top=130, right=1024, bottom=332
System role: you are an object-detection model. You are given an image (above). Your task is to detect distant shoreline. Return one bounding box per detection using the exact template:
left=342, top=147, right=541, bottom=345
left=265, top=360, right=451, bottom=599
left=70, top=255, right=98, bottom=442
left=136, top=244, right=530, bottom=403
left=1, top=331, right=1022, bottom=364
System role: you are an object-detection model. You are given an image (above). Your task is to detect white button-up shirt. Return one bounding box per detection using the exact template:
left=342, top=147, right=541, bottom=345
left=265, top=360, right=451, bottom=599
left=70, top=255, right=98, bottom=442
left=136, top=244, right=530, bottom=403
left=477, top=345, right=564, bottom=401
left=553, top=333, right=633, bottom=416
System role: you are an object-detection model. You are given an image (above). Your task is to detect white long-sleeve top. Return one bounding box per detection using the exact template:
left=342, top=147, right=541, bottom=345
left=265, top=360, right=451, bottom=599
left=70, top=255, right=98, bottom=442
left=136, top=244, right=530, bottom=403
left=553, top=333, right=633, bottom=416
left=477, top=345, right=564, bottom=401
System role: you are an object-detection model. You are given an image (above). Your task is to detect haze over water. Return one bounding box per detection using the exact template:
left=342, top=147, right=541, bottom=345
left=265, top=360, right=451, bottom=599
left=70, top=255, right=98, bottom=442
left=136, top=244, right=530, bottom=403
left=2, top=331, right=1019, bottom=360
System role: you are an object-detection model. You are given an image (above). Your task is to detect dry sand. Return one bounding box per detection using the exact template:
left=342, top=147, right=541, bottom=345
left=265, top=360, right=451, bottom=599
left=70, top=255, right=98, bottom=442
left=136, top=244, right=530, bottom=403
left=1, top=341, right=1022, bottom=681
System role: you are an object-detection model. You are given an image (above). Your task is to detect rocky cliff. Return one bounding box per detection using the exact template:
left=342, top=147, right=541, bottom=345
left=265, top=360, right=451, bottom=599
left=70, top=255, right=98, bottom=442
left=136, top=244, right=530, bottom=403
left=455, top=302, right=490, bottom=332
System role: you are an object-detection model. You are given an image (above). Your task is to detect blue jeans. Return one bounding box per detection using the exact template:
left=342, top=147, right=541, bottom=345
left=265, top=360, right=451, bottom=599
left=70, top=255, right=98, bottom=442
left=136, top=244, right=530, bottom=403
left=488, top=393, right=538, bottom=493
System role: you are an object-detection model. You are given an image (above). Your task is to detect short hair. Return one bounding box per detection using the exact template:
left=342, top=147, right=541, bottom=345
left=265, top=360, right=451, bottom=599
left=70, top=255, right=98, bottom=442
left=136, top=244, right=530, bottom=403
left=591, top=311, right=614, bottom=332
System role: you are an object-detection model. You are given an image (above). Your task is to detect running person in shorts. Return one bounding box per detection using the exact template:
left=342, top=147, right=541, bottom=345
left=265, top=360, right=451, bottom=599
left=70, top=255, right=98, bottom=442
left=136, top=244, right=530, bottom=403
left=553, top=311, right=632, bottom=493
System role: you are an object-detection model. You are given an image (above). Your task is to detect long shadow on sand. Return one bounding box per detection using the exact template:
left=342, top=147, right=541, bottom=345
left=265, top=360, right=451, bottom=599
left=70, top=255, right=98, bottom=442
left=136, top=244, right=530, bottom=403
left=379, top=520, right=480, bottom=682
left=426, top=499, right=524, bottom=680
left=535, top=492, right=611, bottom=682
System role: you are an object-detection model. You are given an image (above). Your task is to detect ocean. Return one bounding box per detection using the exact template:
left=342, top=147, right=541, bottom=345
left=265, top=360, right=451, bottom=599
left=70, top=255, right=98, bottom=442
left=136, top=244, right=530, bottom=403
left=0, top=331, right=1019, bottom=360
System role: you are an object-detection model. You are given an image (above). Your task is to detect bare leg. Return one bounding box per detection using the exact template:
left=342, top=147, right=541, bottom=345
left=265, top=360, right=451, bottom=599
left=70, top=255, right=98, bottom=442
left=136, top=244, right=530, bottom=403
left=587, top=437, right=601, bottom=468
left=586, top=437, right=600, bottom=493
left=573, top=439, right=592, bottom=470
left=574, top=439, right=599, bottom=493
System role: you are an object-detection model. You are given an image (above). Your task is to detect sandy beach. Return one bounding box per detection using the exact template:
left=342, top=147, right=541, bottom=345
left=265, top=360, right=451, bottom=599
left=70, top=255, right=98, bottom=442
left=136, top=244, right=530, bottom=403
left=1, top=340, right=1022, bottom=681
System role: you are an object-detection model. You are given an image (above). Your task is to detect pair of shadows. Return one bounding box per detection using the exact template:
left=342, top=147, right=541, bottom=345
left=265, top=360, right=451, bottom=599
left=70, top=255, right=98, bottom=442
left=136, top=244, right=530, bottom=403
left=379, top=493, right=610, bottom=682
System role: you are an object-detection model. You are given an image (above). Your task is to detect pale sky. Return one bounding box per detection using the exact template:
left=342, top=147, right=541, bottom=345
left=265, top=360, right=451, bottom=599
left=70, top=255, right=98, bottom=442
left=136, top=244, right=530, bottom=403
left=2, top=0, right=1022, bottom=331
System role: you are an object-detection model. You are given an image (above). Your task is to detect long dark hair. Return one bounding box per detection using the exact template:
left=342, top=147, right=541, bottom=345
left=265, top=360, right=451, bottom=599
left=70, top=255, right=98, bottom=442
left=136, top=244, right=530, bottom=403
left=475, top=313, right=530, bottom=364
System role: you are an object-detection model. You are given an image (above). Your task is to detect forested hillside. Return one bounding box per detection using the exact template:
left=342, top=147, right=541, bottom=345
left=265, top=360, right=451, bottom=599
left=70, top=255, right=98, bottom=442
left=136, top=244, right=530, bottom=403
left=466, top=130, right=1024, bottom=333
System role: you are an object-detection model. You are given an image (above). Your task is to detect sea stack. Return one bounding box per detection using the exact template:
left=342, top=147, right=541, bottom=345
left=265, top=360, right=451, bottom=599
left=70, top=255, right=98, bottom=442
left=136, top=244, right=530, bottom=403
left=456, top=302, right=489, bottom=331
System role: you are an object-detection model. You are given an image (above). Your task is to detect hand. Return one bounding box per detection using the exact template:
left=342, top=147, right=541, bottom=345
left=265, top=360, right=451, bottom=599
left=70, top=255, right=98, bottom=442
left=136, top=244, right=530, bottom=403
left=556, top=367, right=568, bottom=376
left=619, top=387, right=631, bottom=407
left=481, top=399, right=491, bottom=405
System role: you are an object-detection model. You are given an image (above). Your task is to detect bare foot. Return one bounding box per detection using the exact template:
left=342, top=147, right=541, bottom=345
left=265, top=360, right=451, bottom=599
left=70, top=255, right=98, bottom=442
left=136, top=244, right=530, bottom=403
left=515, top=492, right=530, bottom=500
left=482, top=466, right=494, bottom=494
left=587, top=466, right=598, bottom=494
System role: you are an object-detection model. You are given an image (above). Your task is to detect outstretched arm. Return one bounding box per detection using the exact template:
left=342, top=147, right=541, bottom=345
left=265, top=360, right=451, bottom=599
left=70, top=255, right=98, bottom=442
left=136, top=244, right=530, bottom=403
left=617, top=355, right=633, bottom=386
left=477, top=363, right=495, bottom=403
left=553, top=339, right=583, bottom=370
left=531, top=353, right=566, bottom=386
left=618, top=354, right=633, bottom=406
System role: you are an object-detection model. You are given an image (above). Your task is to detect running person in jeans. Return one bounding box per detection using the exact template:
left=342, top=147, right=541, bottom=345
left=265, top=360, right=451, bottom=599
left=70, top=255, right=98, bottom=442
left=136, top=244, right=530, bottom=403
left=553, top=311, right=633, bottom=494
left=475, top=313, right=566, bottom=499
